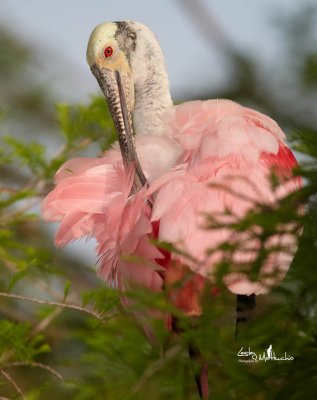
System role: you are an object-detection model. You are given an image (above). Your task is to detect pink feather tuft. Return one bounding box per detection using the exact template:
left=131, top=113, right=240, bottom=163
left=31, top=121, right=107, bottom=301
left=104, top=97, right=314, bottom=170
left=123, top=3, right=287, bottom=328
left=43, top=98, right=301, bottom=305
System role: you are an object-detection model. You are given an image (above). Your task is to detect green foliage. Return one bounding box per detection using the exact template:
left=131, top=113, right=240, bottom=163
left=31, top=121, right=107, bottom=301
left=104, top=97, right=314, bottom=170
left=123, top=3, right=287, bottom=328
left=57, top=96, right=116, bottom=151
left=0, top=320, right=50, bottom=361
left=0, top=27, right=31, bottom=80
left=303, top=53, right=317, bottom=85
left=2, top=135, right=47, bottom=174
left=291, top=128, right=317, bottom=159
left=82, top=287, right=120, bottom=315
left=63, top=281, right=71, bottom=303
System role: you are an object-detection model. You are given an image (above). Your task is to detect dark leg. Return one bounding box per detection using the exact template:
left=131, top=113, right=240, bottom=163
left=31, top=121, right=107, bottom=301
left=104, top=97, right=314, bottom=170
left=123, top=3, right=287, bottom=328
left=172, top=316, right=209, bottom=399
left=235, top=294, right=256, bottom=340
left=188, top=343, right=209, bottom=399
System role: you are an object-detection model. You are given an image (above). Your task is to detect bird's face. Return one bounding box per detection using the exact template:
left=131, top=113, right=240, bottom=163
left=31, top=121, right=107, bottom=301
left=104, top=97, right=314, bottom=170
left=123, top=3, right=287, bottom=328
left=87, top=22, right=138, bottom=170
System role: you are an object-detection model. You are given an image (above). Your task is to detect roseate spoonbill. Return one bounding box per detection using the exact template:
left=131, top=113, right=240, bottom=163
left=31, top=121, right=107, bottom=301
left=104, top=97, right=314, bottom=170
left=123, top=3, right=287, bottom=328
left=43, top=21, right=301, bottom=399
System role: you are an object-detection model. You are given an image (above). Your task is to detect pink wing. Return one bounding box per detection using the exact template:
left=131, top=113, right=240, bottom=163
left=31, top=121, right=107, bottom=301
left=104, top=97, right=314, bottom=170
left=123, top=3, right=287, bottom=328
left=152, top=100, right=301, bottom=295
left=42, top=156, right=133, bottom=247
left=42, top=152, right=163, bottom=292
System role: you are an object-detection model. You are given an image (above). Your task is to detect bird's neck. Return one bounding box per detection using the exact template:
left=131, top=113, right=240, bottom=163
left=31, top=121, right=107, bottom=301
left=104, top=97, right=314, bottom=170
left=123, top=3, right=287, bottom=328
left=131, top=40, right=173, bottom=136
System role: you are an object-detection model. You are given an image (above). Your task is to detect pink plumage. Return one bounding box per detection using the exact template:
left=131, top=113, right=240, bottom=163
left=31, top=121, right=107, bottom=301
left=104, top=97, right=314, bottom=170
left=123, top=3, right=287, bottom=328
left=43, top=99, right=301, bottom=307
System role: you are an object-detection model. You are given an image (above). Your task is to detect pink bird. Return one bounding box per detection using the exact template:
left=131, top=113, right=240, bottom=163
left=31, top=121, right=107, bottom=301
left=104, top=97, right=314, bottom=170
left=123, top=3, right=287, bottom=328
left=43, top=21, right=301, bottom=398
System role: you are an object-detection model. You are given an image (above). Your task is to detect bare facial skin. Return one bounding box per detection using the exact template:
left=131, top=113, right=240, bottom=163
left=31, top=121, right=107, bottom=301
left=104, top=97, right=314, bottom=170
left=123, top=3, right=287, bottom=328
left=87, top=22, right=147, bottom=193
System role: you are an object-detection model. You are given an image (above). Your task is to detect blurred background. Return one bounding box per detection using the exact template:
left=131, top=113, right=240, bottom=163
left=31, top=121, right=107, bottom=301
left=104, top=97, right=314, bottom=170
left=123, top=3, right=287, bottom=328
left=0, top=0, right=317, bottom=399
left=0, top=0, right=301, bottom=101
left=1, top=0, right=317, bottom=122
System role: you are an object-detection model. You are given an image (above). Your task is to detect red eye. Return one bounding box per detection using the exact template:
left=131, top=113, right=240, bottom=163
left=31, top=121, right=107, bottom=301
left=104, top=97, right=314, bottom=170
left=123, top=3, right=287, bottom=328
left=104, top=46, right=113, bottom=58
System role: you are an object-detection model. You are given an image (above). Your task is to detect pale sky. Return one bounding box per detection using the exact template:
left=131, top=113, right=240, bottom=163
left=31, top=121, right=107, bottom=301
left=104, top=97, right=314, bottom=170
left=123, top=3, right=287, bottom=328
left=0, top=0, right=304, bottom=102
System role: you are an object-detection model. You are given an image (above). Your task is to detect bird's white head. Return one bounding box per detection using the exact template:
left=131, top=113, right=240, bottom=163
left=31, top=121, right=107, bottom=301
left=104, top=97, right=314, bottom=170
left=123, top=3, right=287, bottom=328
left=86, top=21, right=172, bottom=188
left=87, top=22, right=136, bottom=109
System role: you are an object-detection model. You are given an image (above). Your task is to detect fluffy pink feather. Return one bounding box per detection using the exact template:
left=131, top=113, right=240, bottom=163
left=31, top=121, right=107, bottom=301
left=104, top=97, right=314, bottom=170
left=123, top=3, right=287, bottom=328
left=43, top=99, right=301, bottom=302
left=150, top=100, right=301, bottom=295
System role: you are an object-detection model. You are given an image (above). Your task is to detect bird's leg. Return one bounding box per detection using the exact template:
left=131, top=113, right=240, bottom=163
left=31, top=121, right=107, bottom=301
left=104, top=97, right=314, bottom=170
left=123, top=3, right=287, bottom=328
left=188, top=343, right=209, bottom=400
left=171, top=316, right=209, bottom=399
left=235, top=294, right=256, bottom=340
left=168, top=267, right=209, bottom=398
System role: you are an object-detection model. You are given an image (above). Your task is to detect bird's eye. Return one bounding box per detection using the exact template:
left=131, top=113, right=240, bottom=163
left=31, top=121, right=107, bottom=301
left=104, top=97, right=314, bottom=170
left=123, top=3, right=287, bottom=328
left=104, top=46, right=114, bottom=58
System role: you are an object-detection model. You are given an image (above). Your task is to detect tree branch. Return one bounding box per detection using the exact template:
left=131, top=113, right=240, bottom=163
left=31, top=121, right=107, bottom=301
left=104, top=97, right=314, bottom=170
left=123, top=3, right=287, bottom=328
left=0, top=368, right=26, bottom=399
left=128, top=345, right=182, bottom=396
left=3, top=361, right=63, bottom=381
left=0, top=291, right=103, bottom=321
